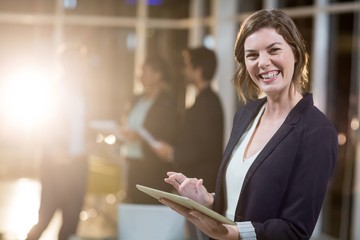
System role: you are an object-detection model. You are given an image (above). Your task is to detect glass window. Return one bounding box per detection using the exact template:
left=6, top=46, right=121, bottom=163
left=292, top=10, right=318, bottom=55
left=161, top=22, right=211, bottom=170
left=0, top=0, right=54, bottom=14
left=237, top=0, right=262, bottom=13
left=329, top=0, right=359, bottom=3
left=278, top=0, right=314, bottom=8
left=321, top=12, right=357, bottom=240
left=148, top=0, right=191, bottom=19
left=65, top=0, right=137, bottom=17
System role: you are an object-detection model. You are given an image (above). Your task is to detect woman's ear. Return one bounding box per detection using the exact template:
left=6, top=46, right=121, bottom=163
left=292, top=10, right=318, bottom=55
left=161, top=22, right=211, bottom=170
left=155, top=71, right=163, bottom=82
left=194, top=67, right=203, bottom=80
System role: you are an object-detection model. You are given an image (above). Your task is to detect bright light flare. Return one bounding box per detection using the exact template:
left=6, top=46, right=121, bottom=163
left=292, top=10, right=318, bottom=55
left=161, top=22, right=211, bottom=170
left=104, top=134, right=117, bottom=145
left=1, top=179, right=41, bottom=240
left=338, top=132, right=347, bottom=145
left=0, top=66, right=55, bottom=129
left=351, top=117, right=359, bottom=131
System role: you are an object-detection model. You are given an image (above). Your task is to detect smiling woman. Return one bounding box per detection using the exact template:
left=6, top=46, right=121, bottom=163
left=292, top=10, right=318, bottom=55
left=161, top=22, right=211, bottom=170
left=0, top=65, right=56, bottom=132
left=160, top=9, right=338, bottom=240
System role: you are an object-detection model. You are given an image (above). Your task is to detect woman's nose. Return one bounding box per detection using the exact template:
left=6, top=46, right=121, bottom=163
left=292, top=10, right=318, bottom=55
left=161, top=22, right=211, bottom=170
left=258, top=53, right=271, bottom=69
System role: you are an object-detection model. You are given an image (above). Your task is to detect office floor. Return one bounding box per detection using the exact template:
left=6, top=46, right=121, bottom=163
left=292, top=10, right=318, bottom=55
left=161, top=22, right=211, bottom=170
left=0, top=178, right=119, bottom=240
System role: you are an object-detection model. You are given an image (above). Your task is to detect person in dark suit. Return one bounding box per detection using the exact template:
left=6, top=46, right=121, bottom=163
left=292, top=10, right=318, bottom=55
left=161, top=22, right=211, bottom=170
left=154, top=46, right=224, bottom=194
left=159, top=9, right=338, bottom=240
left=153, top=46, right=224, bottom=240
left=121, top=56, right=179, bottom=205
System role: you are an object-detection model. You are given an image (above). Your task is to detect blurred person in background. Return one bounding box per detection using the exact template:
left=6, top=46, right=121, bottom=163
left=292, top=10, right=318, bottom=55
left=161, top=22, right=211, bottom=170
left=154, top=46, right=224, bottom=197
left=120, top=55, right=179, bottom=205
left=26, top=42, right=91, bottom=240
left=153, top=46, right=224, bottom=239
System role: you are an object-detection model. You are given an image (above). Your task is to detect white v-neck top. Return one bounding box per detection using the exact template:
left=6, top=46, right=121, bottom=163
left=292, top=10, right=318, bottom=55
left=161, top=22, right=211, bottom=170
left=225, top=104, right=265, bottom=220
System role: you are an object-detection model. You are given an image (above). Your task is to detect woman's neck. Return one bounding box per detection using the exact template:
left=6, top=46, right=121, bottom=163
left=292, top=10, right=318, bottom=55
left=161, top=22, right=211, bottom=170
left=144, top=87, right=160, bottom=99
left=264, top=89, right=303, bottom=120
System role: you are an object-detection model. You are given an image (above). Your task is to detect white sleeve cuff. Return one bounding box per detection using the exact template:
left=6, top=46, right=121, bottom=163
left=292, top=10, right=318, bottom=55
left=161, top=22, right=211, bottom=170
left=237, top=221, right=256, bottom=239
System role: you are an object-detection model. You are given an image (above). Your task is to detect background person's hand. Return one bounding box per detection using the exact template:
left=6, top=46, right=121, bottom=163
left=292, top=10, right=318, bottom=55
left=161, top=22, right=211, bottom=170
left=119, top=127, right=140, bottom=141
left=151, top=141, right=174, bottom=162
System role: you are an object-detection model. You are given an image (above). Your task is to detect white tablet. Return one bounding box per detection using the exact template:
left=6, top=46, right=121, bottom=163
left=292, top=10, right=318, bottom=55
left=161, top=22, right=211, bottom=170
left=136, top=184, right=236, bottom=225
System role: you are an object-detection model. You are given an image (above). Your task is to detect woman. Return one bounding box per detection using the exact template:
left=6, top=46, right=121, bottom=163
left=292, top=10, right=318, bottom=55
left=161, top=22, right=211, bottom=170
left=121, top=56, right=179, bottom=204
left=160, top=9, right=338, bottom=240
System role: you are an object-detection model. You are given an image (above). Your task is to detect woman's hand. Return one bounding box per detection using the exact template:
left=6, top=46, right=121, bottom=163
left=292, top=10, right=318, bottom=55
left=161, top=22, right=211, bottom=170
left=159, top=198, right=240, bottom=240
left=164, top=171, right=214, bottom=208
left=151, top=141, right=174, bottom=162
left=119, top=127, right=140, bottom=141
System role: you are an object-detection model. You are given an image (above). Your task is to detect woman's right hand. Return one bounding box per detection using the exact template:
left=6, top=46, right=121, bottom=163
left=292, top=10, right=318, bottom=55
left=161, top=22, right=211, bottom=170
left=151, top=141, right=174, bottom=162
left=119, top=127, right=140, bottom=141
left=164, top=171, right=214, bottom=208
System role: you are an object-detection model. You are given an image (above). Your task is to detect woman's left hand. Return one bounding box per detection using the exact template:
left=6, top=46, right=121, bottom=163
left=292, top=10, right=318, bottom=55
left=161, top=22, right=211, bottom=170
left=159, top=198, right=240, bottom=240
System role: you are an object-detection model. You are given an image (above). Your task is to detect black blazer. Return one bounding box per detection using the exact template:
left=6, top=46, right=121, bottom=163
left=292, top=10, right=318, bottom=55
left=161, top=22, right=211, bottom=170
left=213, top=93, right=338, bottom=240
left=134, top=91, right=180, bottom=163
left=174, top=86, right=224, bottom=193
left=125, top=91, right=180, bottom=204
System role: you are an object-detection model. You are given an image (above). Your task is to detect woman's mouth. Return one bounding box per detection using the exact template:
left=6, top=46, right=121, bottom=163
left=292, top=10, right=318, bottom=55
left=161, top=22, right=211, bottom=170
left=259, top=70, right=280, bottom=80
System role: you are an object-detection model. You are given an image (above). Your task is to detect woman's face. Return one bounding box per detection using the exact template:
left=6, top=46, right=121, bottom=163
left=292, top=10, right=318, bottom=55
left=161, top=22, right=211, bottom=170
left=244, top=28, right=296, bottom=98
left=140, top=63, right=160, bottom=92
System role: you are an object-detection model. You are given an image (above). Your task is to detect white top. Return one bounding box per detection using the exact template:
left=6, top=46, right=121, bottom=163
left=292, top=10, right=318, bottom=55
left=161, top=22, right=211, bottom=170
left=66, top=90, right=86, bottom=157
left=225, top=104, right=265, bottom=220
left=56, top=83, right=87, bottom=158
left=124, top=97, right=154, bottom=159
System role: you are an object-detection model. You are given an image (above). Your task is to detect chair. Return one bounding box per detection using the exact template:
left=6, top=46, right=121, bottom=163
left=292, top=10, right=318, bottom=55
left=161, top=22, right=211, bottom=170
left=86, top=155, right=123, bottom=195
left=78, top=155, right=125, bottom=237
left=118, top=203, right=185, bottom=240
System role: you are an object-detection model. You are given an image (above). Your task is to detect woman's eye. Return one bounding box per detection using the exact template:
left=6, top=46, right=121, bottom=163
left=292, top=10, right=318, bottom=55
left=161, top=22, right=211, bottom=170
left=245, top=54, right=258, bottom=60
left=269, top=48, right=281, bottom=54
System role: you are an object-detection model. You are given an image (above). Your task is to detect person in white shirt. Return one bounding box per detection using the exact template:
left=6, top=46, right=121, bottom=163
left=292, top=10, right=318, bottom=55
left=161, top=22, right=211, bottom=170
left=26, top=42, right=90, bottom=240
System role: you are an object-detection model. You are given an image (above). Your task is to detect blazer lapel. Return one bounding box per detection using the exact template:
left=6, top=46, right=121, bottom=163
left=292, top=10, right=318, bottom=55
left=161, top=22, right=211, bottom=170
left=222, top=99, right=266, bottom=162
left=242, top=123, right=293, bottom=189
left=216, top=98, right=266, bottom=205
left=241, top=93, right=313, bottom=193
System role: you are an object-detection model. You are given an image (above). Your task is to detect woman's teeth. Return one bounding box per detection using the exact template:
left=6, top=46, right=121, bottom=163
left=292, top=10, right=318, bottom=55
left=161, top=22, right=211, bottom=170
left=260, top=71, right=279, bottom=79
